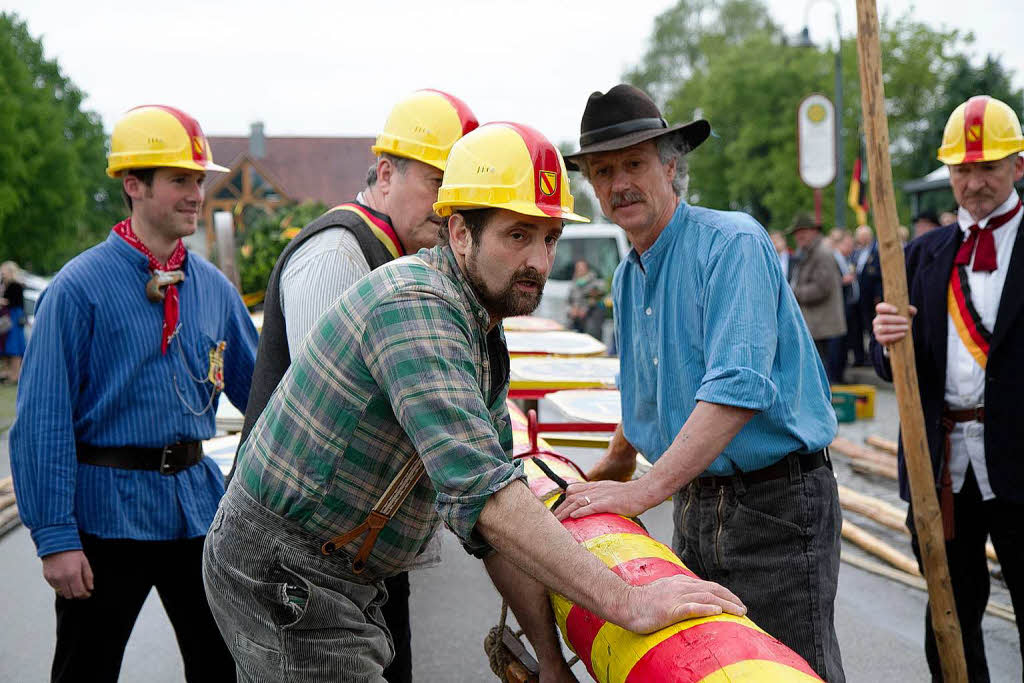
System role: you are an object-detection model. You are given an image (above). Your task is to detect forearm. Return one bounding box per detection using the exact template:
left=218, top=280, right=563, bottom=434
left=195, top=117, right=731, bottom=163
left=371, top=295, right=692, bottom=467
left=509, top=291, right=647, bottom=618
left=642, top=401, right=756, bottom=501
left=10, top=375, right=81, bottom=555
left=484, top=552, right=564, bottom=667
left=477, top=481, right=628, bottom=626
left=11, top=412, right=81, bottom=556
left=607, top=423, right=637, bottom=462
left=225, top=299, right=258, bottom=412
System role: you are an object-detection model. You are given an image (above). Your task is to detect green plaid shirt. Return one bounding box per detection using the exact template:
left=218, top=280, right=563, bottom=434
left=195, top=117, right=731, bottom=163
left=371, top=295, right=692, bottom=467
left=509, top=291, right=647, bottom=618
left=235, top=246, right=521, bottom=577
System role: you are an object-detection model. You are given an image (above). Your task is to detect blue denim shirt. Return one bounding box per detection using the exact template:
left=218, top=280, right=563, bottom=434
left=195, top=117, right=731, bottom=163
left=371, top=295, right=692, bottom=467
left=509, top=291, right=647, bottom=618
left=614, top=201, right=836, bottom=475
left=10, top=232, right=258, bottom=557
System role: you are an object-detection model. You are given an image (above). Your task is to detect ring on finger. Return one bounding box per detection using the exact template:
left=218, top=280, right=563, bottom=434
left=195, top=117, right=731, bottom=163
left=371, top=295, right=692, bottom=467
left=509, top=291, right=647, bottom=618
left=584, top=495, right=592, bottom=505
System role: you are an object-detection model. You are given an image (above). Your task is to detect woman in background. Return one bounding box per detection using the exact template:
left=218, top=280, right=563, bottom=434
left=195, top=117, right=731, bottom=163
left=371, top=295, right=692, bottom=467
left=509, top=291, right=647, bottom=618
left=0, top=261, right=26, bottom=383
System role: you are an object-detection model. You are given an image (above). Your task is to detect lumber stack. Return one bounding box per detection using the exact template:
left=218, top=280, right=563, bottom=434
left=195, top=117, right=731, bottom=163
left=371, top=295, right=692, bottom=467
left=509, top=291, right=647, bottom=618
left=830, top=436, right=898, bottom=479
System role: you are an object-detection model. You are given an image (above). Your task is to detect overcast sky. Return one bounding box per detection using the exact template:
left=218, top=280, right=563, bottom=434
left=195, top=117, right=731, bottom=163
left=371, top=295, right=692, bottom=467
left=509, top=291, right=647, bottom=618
left=9, top=0, right=1022, bottom=147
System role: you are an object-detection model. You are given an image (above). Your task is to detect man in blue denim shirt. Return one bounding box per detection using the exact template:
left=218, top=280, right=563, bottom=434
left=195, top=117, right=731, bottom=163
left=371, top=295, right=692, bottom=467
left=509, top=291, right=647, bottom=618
left=11, top=105, right=255, bottom=682
left=557, top=84, right=844, bottom=681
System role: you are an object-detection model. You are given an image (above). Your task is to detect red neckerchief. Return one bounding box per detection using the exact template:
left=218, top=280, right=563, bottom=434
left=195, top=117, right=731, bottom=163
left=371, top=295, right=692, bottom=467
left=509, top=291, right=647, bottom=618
left=113, top=218, right=186, bottom=354
left=955, top=198, right=1023, bottom=272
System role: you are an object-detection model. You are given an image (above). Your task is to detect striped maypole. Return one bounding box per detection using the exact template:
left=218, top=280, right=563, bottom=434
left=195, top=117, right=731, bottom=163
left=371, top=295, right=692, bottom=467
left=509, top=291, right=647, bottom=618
left=508, top=402, right=822, bottom=682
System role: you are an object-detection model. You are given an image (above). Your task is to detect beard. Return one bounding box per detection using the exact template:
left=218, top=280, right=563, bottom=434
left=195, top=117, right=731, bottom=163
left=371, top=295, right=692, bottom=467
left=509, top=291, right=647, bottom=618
left=465, top=247, right=546, bottom=320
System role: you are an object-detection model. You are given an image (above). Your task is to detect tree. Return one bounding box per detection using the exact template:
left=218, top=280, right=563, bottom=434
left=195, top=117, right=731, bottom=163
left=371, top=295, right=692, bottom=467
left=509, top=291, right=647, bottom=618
left=624, top=0, right=1014, bottom=229
left=0, top=12, right=122, bottom=274
left=236, top=202, right=326, bottom=301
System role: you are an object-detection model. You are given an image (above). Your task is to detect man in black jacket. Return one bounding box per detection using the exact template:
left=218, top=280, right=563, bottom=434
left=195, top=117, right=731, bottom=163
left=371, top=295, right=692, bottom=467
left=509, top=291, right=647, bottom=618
left=872, top=95, right=1024, bottom=681
left=234, top=89, right=477, bottom=683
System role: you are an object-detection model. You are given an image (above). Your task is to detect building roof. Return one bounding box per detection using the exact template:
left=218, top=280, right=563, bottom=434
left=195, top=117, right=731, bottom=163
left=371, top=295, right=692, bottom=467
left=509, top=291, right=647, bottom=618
left=206, top=135, right=377, bottom=206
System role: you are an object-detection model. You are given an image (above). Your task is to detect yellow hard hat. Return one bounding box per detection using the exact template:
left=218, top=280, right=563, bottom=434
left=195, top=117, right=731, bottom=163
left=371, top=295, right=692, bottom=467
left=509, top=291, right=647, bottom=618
left=371, top=89, right=478, bottom=171
left=106, top=105, right=230, bottom=178
left=434, top=122, right=589, bottom=223
left=937, top=95, right=1024, bottom=165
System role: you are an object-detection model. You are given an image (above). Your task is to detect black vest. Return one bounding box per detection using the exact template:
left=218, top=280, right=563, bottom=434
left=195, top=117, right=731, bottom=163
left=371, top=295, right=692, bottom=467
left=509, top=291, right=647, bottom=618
left=237, top=205, right=397, bottom=449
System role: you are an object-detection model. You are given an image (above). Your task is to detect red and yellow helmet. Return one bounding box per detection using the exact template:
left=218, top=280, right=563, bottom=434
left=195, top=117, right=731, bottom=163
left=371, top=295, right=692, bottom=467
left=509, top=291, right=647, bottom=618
left=371, top=89, right=478, bottom=171
left=106, top=105, right=229, bottom=178
left=433, top=122, right=589, bottom=223
left=937, top=95, right=1024, bottom=165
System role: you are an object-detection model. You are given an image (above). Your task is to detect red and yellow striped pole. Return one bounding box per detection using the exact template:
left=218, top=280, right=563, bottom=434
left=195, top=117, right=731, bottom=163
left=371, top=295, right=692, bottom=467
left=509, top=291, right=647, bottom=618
left=507, top=403, right=822, bottom=682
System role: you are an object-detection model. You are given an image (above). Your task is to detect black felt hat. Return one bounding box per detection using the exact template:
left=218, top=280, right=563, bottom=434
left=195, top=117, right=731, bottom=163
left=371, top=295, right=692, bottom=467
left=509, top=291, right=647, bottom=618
left=786, top=211, right=822, bottom=235
left=563, top=84, right=710, bottom=171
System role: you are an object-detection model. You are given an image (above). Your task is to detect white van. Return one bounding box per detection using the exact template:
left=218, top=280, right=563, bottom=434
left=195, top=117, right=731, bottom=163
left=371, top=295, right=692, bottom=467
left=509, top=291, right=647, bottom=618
left=534, top=223, right=630, bottom=340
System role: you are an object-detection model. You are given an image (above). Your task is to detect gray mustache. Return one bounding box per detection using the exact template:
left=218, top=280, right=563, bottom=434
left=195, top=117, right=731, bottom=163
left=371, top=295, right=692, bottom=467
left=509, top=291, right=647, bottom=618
left=611, top=191, right=646, bottom=208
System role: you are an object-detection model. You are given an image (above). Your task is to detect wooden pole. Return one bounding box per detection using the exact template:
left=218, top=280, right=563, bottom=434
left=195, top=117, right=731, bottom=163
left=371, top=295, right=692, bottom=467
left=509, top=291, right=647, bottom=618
left=842, top=519, right=920, bottom=576
left=866, top=435, right=899, bottom=455
left=839, top=485, right=999, bottom=563
left=854, top=2, right=967, bottom=679
left=841, top=553, right=1016, bottom=624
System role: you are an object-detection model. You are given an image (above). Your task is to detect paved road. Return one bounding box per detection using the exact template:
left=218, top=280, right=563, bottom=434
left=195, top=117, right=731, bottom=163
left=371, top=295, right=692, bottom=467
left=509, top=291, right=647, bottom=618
left=1, top=386, right=1019, bottom=681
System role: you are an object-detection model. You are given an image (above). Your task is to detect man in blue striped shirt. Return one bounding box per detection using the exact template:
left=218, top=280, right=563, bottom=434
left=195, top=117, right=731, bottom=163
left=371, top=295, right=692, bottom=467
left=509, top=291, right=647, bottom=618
left=10, top=105, right=256, bottom=682
left=556, top=85, right=844, bottom=681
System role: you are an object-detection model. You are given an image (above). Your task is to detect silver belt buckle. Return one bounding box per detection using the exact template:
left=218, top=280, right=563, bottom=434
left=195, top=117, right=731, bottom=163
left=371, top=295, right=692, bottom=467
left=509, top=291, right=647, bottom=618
left=159, top=445, right=175, bottom=475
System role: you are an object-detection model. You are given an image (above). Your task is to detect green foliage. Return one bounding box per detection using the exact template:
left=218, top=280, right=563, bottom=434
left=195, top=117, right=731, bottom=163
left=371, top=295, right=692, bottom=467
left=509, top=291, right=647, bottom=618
left=625, top=0, right=1020, bottom=230
left=0, top=12, right=122, bottom=274
left=236, top=202, right=326, bottom=299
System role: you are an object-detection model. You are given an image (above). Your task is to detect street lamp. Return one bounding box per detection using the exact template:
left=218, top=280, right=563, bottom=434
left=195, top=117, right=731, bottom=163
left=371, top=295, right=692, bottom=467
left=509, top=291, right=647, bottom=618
left=796, top=0, right=846, bottom=228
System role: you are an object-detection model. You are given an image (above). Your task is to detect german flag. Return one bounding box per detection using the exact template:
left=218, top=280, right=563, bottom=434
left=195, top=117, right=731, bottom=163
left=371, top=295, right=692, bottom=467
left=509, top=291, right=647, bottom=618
left=848, top=155, right=869, bottom=225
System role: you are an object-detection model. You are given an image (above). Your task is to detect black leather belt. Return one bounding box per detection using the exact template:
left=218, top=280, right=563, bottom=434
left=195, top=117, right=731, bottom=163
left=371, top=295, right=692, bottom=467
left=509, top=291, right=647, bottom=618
left=694, top=449, right=830, bottom=489
left=76, top=442, right=204, bottom=475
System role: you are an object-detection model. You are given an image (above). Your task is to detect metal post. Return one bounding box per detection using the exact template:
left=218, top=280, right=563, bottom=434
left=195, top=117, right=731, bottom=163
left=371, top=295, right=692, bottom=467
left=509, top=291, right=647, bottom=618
left=834, top=7, right=846, bottom=228
left=801, top=0, right=846, bottom=229
left=214, top=211, right=242, bottom=292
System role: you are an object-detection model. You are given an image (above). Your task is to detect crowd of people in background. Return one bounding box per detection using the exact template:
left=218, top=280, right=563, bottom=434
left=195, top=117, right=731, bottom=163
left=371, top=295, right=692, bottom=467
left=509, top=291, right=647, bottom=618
left=768, top=211, right=948, bottom=384
left=770, top=205, right=967, bottom=385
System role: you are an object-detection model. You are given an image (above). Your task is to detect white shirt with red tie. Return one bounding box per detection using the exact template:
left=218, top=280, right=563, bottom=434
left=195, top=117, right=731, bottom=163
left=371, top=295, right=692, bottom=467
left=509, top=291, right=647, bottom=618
left=945, top=190, right=1022, bottom=500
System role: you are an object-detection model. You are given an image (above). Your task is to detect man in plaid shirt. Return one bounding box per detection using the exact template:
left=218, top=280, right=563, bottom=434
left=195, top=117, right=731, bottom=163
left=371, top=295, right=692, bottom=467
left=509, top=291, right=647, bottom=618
left=202, top=123, right=745, bottom=682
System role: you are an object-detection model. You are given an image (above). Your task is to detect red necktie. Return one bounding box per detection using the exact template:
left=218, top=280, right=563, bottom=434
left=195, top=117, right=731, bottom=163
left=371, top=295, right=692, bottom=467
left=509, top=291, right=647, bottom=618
left=954, top=198, right=1023, bottom=272
left=113, top=218, right=186, bottom=354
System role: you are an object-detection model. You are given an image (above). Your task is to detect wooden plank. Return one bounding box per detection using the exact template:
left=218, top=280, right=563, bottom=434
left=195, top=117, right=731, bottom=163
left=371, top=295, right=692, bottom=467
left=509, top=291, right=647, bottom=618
left=504, top=331, right=606, bottom=357
left=830, top=437, right=899, bottom=479
left=838, top=485, right=907, bottom=533
left=510, top=356, right=618, bottom=390
left=838, top=485, right=998, bottom=564
left=841, top=553, right=1015, bottom=624
left=538, top=434, right=612, bottom=450
left=545, top=390, right=621, bottom=425
left=503, top=316, right=565, bottom=332
left=842, top=519, right=921, bottom=576
left=866, top=435, right=898, bottom=456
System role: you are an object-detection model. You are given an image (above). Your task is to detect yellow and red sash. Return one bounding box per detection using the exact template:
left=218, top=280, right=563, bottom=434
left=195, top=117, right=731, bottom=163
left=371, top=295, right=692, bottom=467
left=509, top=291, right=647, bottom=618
left=948, top=264, right=991, bottom=369
left=331, top=202, right=404, bottom=259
